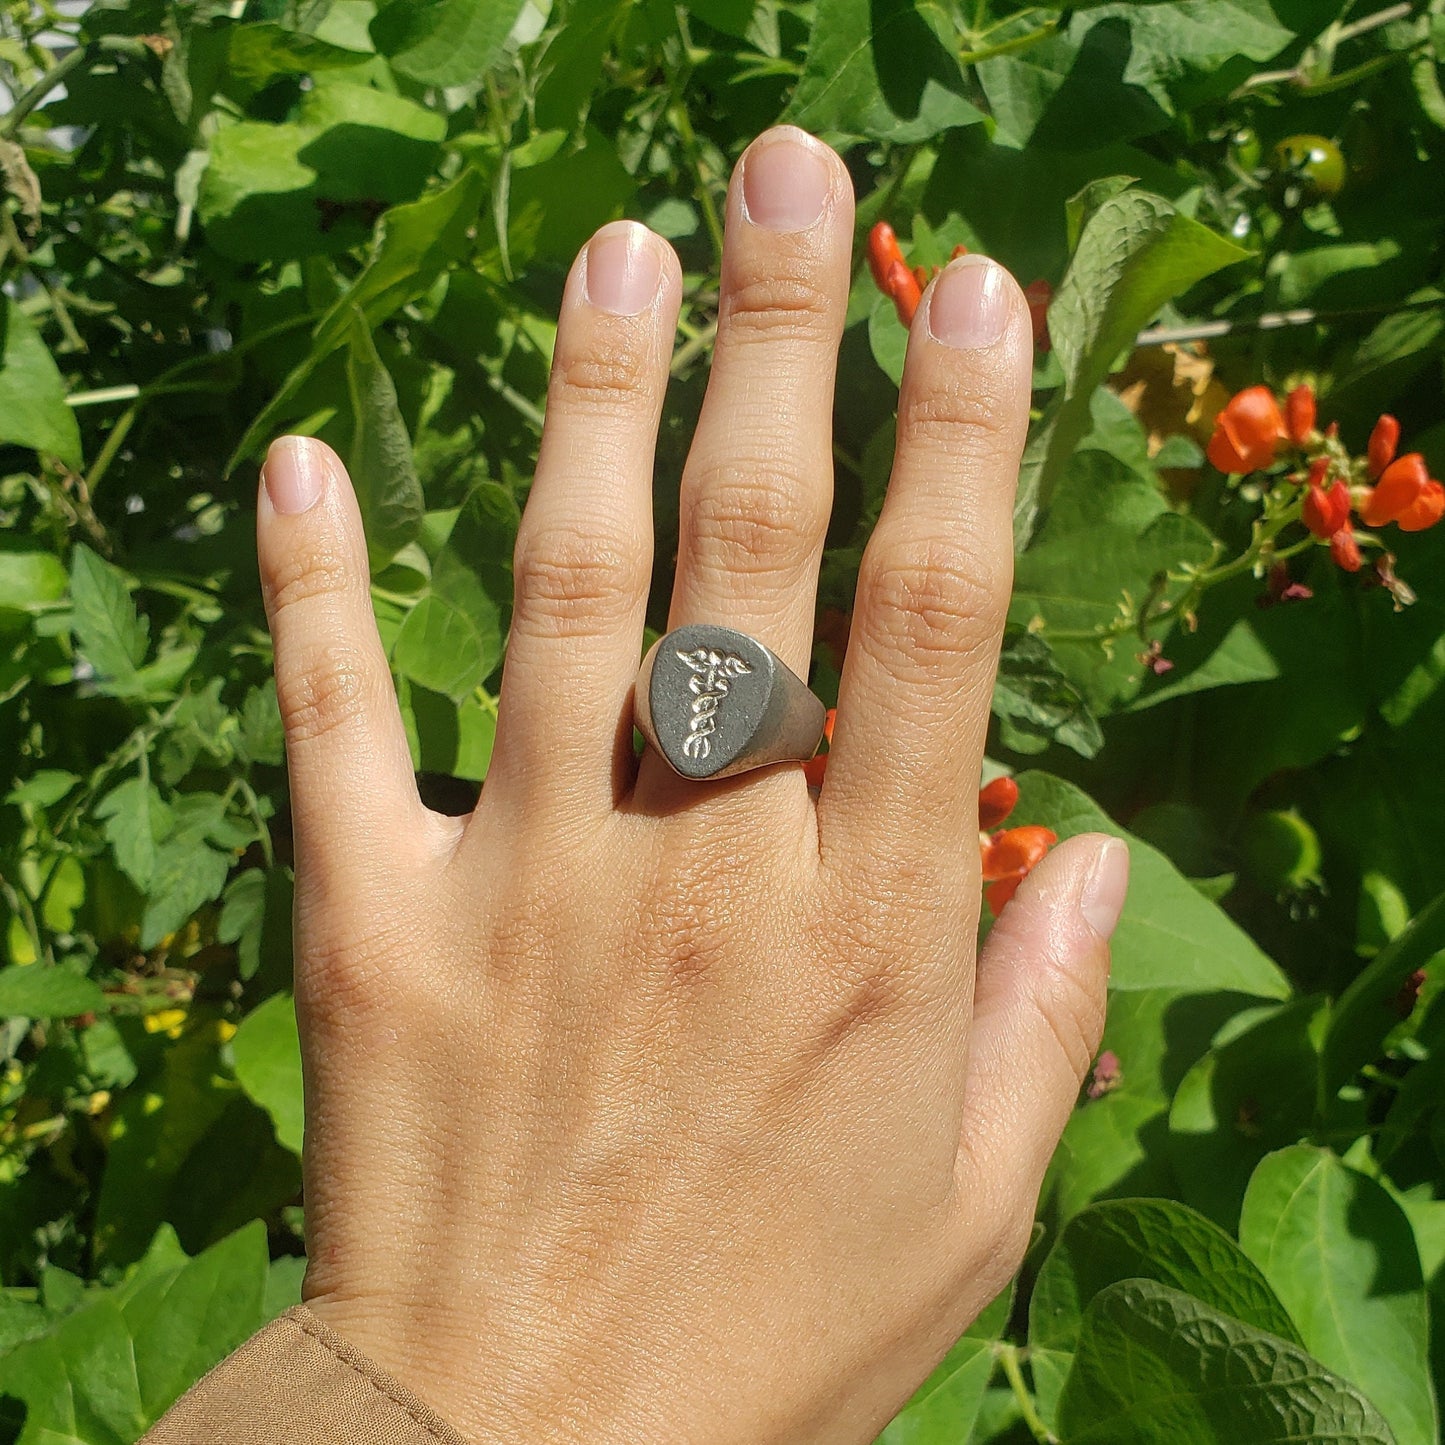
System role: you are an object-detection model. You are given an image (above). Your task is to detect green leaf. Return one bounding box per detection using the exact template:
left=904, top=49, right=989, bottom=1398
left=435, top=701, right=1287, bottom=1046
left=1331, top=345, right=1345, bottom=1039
left=1168, top=998, right=1327, bottom=1230
left=786, top=0, right=983, bottom=143
left=1029, top=1197, right=1301, bottom=1428
left=0, top=547, right=68, bottom=617
left=391, top=594, right=487, bottom=703
left=137, top=794, right=244, bottom=950
left=992, top=629, right=1104, bottom=758
left=1057, top=1279, right=1398, bottom=1445
left=69, top=546, right=148, bottom=683
left=94, top=777, right=173, bottom=891
left=0, top=966, right=104, bottom=1019
left=1239, top=1146, right=1436, bottom=1445
left=0, top=301, right=82, bottom=468
left=0, top=1222, right=269, bottom=1441
left=346, top=311, right=424, bottom=570
left=1015, top=187, right=1246, bottom=543
left=371, top=0, right=529, bottom=86
left=1010, top=772, right=1289, bottom=998
left=226, top=21, right=372, bottom=91
left=1323, top=891, right=1445, bottom=1097
left=230, top=993, right=304, bottom=1156
left=876, top=1285, right=1010, bottom=1442
left=1009, top=450, right=1217, bottom=712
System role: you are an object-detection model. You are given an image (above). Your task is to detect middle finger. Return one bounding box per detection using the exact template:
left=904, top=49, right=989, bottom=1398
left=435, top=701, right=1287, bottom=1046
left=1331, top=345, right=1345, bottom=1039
left=664, top=126, right=854, bottom=677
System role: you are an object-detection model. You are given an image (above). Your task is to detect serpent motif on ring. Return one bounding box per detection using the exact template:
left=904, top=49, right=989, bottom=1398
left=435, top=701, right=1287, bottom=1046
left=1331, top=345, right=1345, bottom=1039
left=675, top=647, right=753, bottom=760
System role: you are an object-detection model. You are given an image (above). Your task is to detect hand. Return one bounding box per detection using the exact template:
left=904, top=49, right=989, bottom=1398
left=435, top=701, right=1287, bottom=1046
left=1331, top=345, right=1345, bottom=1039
left=255, top=125, right=1127, bottom=1445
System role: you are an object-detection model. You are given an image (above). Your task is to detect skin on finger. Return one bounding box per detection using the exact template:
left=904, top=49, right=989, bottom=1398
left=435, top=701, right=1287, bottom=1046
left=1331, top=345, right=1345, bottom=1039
left=818, top=256, right=1033, bottom=877
left=955, top=833, right=1126, bottom=1229
left=634, top=126, right=853, bottom=808
left=480, top=221, right=682, bottom=820
left=257, top=436, right=438, bottom=882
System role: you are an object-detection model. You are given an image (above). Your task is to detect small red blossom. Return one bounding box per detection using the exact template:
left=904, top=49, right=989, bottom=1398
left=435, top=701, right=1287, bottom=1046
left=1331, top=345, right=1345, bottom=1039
left=1301, top=456, right=1330, bottom=490
left=1368, top=414, right=1400, bottom=479
left=884, top=259, right=921, bottom=326
left=866, top=221, right=906, bottom=292
left=1087, top=1049, right=1123, bottom=1100
left=1207, top=386, right=1287, bottom=475
left=1330, top=522, right=1363, bottom=573
left=1303, top=478, right=1351, bottom=539
left=1361, top=453, right=1429, bottom=527
left=981, top=825, right=1057, bottom=912
left=1258, top=562, right=1313, bottom=608
left=1395, top=968, right=1428, bottom=1019
left=802, top=708, right=836, bottom=789
left=1285, top=384, right=1316, bottom=446
left=978, top=775, right=1020, bottom=831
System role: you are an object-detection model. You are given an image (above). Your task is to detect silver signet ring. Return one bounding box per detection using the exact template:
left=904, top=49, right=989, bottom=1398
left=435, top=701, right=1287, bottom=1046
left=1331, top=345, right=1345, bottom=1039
left=636, top=624, right=828, bottom=781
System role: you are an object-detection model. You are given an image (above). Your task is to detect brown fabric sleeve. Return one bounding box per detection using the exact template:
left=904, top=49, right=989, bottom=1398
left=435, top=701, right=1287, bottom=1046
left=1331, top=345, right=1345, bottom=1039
left=140, top=1305, right=472, bottom=1445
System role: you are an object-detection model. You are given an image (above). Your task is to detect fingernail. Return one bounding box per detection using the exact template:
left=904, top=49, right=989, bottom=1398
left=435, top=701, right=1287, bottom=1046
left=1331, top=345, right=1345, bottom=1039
left=584, top=221, right=663, bottom=316
left=741, top=126, right=832, bottom=233
left=926, top=256, right=1011, bottom=350
left=1080, top=838, right=1130, bottom=939
left=263, top=436, right=326, bottom=515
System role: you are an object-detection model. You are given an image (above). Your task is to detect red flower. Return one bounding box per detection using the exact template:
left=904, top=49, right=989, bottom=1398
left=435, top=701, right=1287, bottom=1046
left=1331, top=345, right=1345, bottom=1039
left=1360, top=453, right=1428, bottom=527
left=1023, top=279, right=1052, bottom=351
left=1303, top=478, right=1350, bottom=539
left=1368, top=414, right=1400, bottom=479
left=884, top=259, right=921, bottom=327
left=802, top=708, right=836, bottom=788
left=1285, top=384, right=1316, bottom=446
left=1330, top=523, right=1363, bottom=573
left=981, top=824, right=1057, bottom=912
left=1207, top=386, right=1287, bottom=475
left=978, top=776, right=1019, bottom=830
left=1397, top=480, right=1445, bottom=533
left=867, top=221, right=906, bottom=292
left=1087, top=1049, right=1123, bottom=1100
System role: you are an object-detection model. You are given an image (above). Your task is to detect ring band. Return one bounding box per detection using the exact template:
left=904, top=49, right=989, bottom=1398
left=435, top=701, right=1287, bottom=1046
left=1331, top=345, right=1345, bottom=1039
left=636, top=624, right=828, bottom=780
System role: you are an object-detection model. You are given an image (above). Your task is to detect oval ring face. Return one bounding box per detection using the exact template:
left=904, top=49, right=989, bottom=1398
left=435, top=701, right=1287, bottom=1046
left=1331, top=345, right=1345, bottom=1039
left=646, top=625, right=778, bottom=780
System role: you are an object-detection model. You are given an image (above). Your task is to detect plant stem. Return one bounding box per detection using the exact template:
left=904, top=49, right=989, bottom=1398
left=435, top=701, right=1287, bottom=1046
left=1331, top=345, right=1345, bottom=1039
left=83, top=404, right=137, bottom=497
left=1336, top=1, right=1412, bottom=45
left=961, top=15, right=1059, bottom=66
left=671, top=318, right=718, bottom=376
left=998, top=1344, right=1057, bottom=1445
left=671, top=99, right=725, bottom=267
left=1, top=36, right=146, bottom=139
left=1137, top=294, right=1445, bottom=347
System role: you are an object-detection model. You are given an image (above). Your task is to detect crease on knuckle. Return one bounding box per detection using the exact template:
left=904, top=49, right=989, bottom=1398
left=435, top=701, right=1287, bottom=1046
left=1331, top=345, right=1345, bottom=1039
left=684, top=464, right=826, bottom=578
left=549, top=346, right=655, bottom=417
left=512, top=523, right=645, bottom=637
left=901, top=384, right=1018, bottom=458
left=859, top=538, right=1005, bottom=668
left=276, top=646, right=372, bottom=746
left=264, top=538, right=357, bottom=618
left=298, top=907, right=428, bottom=1034
left=1029, top=950, right=1108, bottom=1085
left=721, top=271, right=836, bottom=344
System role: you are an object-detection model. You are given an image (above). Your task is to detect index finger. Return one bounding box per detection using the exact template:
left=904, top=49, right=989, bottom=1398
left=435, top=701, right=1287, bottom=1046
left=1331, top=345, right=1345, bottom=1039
left=817, top=255, right=1032, bottom=877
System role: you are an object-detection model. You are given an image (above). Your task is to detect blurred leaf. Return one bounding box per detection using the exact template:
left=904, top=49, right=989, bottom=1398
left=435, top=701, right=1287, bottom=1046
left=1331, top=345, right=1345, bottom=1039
left=1240, top=1146, right=1435, bottom=1445
left=787, top=0, right=982, bottom=142
left=1058, top=1279, right=1398, bottom=1445
left=0, top=967, right=104, bottom=1020
left=0, top=302, right=82, bottom=469
left=69, top=547, right=148, bottom=685
left=371, top=0, right=529, bottom=86
left=992, top=630, right=1104, bottom=758
left=230, top=993, right=303, bottom=1156
left=94, top=778, right=172, bottom=891
left=346, top=310, right=424, bottom=569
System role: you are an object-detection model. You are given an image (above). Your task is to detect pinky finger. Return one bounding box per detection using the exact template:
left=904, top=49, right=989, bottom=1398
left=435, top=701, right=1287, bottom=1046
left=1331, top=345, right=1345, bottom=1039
left=955, top=834, right=1127, bottom=1205
left=258, top=437, right=435, bottom=885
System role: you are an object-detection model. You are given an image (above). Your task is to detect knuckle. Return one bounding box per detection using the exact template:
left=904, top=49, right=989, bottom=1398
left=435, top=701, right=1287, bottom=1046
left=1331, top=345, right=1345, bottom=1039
left=264, top=537, right=358, bottom=618
left=549, top=344, right=656, bottom=417
left=297, top=904, right=429, bottom=1035
left=901, top=382, right=1020, bottom=459
left=858, top=537, right=1007, bottom=665
left=722, top=270, right=836, bottom=345
left=684, top=463, right=826, bottom=578
left=511, top=521, right=647, bottom=638
left=1030, top=953, right=1108, bottom=1084
left=276, top=645, right=372, bottom=746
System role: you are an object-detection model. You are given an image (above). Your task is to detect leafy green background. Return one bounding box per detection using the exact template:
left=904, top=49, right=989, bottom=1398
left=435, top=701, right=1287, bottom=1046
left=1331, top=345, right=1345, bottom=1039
left=2, top=1, right=1445, bottom=1441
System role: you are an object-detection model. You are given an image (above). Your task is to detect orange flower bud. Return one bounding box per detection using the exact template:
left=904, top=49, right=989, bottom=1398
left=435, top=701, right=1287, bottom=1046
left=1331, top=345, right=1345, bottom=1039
left=1330, top=523, right=1362, bottom=573
left=980, top=825, right=1056, bottom=881
left=950, top=243, right=969, bottom=260
left=1360, top=453, right=1428, bottom=527
left=1206, top=386, right=1287, bottom=475
left=1397, top=479, right=1445, bottom=533
left=1301, top=456, right=1330, bottom=489
left=867, top=221, right=906, bottom=292
left=884, top=259, right=921, bottom=326
left=1368, top=414, right=1400, bottom=479
left=1303, top=479, right=1350, bottom=539
left=985, top=876, right=1024, bottom=913
left=1285, top=384, right=1316, bottom=446
left=978, top=776, right=1019, bottom=831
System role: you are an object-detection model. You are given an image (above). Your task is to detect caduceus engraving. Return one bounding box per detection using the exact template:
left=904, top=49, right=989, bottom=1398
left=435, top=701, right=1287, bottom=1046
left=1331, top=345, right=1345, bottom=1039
left=676, top=647, right=752, bottom=760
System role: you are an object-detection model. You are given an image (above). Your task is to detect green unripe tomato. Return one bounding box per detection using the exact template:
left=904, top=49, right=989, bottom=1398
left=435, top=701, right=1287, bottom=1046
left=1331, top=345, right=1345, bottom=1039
left=1230, top=126, right=1262, bottom=172
left=1238, top=809, right=1324, bottom=894
left=1271, top=134, right=1346, bottom=200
